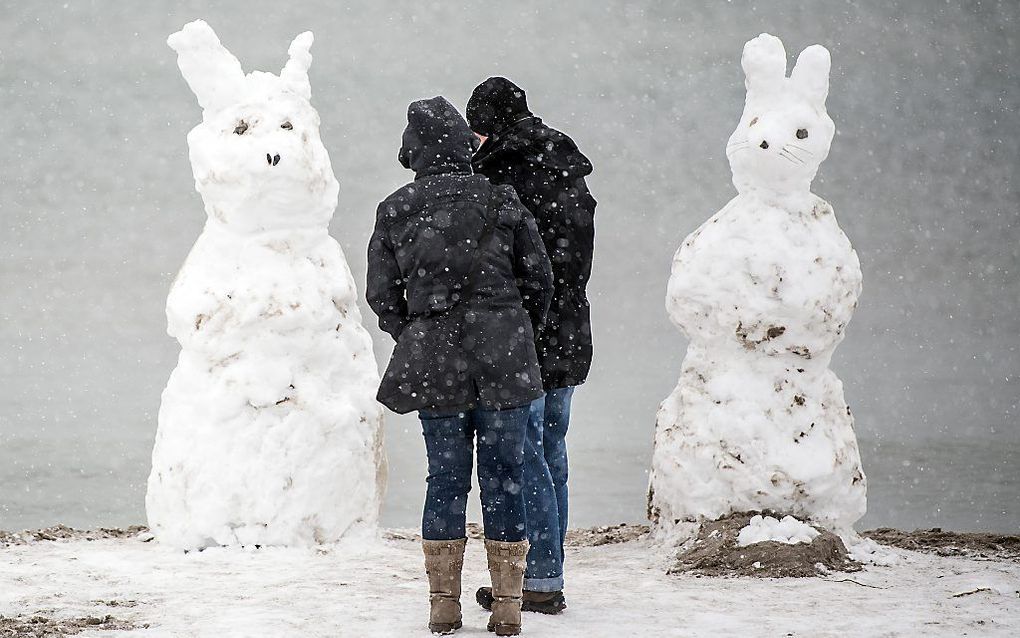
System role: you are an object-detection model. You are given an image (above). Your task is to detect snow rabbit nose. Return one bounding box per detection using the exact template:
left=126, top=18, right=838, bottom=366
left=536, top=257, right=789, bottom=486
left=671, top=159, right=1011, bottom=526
left=266, top=153, right=281, bottom=166
left=759, top=140, right=770, bottom=150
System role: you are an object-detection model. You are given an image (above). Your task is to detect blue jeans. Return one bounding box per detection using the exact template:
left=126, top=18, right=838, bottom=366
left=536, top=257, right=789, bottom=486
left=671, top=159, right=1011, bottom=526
left=522, top=387, right=574, bottom=592
left=419, top=406, right=529, bottom=542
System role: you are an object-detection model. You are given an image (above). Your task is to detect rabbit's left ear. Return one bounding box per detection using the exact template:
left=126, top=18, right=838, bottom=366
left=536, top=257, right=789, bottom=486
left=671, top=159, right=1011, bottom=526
left=791, top=45, right=831, bottom=107
left=281, top=31, right=314, bottom=100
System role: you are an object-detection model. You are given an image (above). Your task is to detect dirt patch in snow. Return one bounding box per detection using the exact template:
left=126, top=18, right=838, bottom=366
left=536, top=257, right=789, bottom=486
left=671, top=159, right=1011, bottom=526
left=0, top=525, right=150, bottom=548
left=863, top=528, right=1020, bottom=562
left=379, top=524, right=487, bottom=542
left=565, top=523, right=650, bottom=547
left=7, top=523, right=1017, bottom=565
left=383, top=522, right=651, bottom=547
left=670, top=512, right=861, bottom=578
left=0, top=614, right=138, bottom=636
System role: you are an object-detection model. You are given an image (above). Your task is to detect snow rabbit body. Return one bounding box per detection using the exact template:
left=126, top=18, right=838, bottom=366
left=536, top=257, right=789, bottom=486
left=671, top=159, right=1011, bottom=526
left=648, top=34, right=865, bottom=534
left=146, top=20, right=385, bottom=549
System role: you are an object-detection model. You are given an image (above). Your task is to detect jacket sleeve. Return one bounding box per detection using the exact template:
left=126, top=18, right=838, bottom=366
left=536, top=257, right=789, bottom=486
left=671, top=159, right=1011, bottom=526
left=505, top=189, right=554, bottom=333
left=366, top=210, right=409, bottom=340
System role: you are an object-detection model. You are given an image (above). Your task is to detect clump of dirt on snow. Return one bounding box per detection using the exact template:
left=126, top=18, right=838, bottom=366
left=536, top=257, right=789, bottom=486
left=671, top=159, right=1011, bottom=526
left=0, top=614, right=138, bottom=636
left=670, top=511, right=861, bottom=578
left=863, top=528, right=1020, bottom=562
left=0, top=525, right=150, bottom=548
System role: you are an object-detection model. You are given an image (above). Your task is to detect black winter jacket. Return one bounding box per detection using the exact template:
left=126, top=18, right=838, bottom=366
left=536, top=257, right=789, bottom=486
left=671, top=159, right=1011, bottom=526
left=467, top=78, right=597, bottom=390
left=367, top=96, right=553, bottom=414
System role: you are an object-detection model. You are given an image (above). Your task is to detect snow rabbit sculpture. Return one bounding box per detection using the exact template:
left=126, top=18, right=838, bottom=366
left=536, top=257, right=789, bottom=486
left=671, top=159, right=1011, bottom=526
left=147, top=20, right=385, bottom=549
left=648, top=34, right=865, bottom=535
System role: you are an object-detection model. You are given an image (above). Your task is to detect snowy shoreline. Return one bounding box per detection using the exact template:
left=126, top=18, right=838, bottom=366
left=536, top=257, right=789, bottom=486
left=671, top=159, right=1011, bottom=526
left=1, top=524, right=1018, bottom=637
left=4, top=522, right=1017, bottom=561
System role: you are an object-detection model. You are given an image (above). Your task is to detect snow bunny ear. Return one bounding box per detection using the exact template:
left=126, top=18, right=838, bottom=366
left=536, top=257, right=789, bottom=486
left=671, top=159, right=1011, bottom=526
left=741, top=33, right=787, bottom=98
left=280, top=32, right=314, bottom=100
left=791, top=44, right=831, bottom=107
left=167, top=20, right=245, bottom=114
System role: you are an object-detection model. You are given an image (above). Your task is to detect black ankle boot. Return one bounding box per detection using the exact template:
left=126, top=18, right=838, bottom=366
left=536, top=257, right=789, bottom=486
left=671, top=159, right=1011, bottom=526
left=476, top=587, right=567, bottom=615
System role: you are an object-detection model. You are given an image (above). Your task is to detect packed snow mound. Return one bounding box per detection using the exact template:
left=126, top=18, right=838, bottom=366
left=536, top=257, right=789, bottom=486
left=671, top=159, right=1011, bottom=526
left=649, top=33, right=866, bottom=535
left=737, top=515, right=821, bottom=546
left=146, top=20, right=385, bottom=550
left=845, top=535, right=899, bottom=566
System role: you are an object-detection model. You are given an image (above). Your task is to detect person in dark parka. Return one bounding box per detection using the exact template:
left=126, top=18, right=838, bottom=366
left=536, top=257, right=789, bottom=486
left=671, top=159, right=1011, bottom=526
left=367, top=96, right=553, bottom=636
left=466, top=77, right=596, bottom=614
left=467, top=77, right=596, bottom=391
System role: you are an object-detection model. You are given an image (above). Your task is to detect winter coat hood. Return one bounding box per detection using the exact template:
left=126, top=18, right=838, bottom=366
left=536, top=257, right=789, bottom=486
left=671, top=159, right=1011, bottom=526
left=398, top=96, right=479, bottom=179
left=466, top=77, right=533, bottom=137
left=475, top=117, right=594, bottom=180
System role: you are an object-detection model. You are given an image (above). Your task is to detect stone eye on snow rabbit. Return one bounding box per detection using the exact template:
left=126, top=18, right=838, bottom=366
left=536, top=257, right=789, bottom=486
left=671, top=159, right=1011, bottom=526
left=168, top=20, right=338, bottom=233
left=726, top=33, right=835, bottom=197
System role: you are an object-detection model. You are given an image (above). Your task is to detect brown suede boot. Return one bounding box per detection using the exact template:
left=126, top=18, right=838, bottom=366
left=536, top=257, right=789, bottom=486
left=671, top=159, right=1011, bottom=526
left=484, top=539, right=530, bottom=636
left=423, top=538, right=467, bottom=634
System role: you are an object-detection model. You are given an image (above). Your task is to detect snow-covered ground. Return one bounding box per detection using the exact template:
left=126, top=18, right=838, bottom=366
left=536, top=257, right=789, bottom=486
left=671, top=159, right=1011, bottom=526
left=1, top=530, right=1017, bottom=637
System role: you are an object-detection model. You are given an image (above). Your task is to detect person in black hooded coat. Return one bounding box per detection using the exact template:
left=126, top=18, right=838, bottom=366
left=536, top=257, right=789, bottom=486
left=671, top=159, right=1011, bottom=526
left=368, top=96, right=553, bottom=415
left=366, top=96, right=553, bottom=635
left=467, top=76, right=596, bottom=391
left=466, top=77, right=596, bottom=612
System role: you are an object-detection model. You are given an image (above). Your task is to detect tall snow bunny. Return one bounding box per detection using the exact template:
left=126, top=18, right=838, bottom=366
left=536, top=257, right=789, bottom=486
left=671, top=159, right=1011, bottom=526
left=147, top=20, right=385, bottom=549
left=648, top=34, right=865, bottom=535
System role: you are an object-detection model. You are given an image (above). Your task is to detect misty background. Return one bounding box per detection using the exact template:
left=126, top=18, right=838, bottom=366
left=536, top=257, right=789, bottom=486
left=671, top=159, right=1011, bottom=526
left=1, top=0, right=1017, bottom=533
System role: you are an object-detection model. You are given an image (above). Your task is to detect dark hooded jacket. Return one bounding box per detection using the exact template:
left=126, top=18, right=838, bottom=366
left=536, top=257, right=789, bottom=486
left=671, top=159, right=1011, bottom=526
left=467, top=77, right=597, bottom=390
left=367, top=96, right=554, bottom=414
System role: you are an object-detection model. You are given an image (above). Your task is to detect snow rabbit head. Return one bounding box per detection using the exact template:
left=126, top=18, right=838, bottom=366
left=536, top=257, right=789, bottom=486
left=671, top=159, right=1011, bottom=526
left=726, top=33, right=834, bottom=197
left=168, top=20, right=338, bottom=234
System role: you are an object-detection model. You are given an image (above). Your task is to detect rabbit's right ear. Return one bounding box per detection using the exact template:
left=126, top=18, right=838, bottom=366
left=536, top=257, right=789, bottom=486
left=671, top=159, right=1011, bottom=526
left=167, top=20, right=245, bottom=114
left=741, top=33, right=787, bottom=98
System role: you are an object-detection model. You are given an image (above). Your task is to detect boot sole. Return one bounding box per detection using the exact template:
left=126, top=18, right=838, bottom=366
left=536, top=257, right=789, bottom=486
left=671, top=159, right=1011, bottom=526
left=429, top=620, right=462, bottom=634
left=487, top=623, right=521, bottom=636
